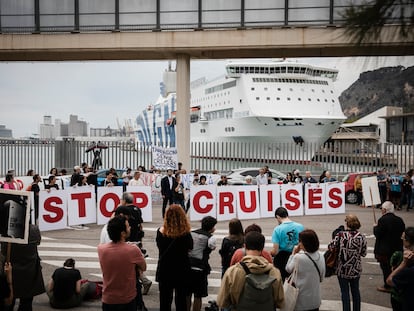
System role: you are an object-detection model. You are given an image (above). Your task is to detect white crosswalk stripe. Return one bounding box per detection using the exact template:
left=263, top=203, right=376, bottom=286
left=39, top=227, right=379, bottom=288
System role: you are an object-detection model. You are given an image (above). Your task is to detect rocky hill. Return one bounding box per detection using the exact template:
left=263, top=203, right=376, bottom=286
left=339, top=65, right=414, bottom=119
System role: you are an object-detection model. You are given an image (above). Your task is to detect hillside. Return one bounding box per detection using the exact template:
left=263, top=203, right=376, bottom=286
left=339, top=65, right=414, bottom=119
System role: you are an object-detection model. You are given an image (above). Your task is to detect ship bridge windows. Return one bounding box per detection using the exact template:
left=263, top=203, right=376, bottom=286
left=205, top=80, right=236, bottom=95
left=252, top=78, right=328, bottom=85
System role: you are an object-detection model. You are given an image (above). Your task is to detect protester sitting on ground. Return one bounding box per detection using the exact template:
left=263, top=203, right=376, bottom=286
left=386, top=226, right=414, bottom=311
left=286, top=229, right=325, bottom=311
left=230, top=224, right=273, bottom=265
left=47, top=258, right=90, bottom=309
left=217, top=231, right=284, bottom=310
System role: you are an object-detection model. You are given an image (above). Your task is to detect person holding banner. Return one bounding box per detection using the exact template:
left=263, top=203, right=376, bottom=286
left=270, top=207, right=304, bottom=281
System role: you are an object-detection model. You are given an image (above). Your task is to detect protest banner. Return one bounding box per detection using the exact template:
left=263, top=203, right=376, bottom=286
left=152, top=146, right=178, bottom=170
left=35, top=182, right=345, bottom=231
left=39, top=189, right=68, bottom=232
left=190, top=185, right=217, bottom=221
left=0, top=189, right=31, bottom=244
left=126, top=185, right=153, bottom=222
left=67, top=187, right=97, bottom=226
left=361, top=176, right=381, bottom=206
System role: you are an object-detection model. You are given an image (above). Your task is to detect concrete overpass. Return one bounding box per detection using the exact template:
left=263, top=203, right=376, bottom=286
left=0, top=2, right=412, bottom=169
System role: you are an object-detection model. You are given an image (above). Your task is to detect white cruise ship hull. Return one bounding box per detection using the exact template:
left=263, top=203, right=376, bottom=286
left=135, top=60, right=346, bottom=160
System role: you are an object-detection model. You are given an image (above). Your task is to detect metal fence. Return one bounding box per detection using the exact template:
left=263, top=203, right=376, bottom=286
left=0, top=0, right=411, bottom=33
left=1, top=139, right=413, bottom=178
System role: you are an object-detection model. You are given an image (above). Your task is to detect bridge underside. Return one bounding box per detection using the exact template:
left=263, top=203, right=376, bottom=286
left=0, top=25, right=411, bottom=61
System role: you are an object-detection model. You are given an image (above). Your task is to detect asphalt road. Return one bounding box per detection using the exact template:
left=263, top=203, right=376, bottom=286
left=16, top=204, right=414, bottom=310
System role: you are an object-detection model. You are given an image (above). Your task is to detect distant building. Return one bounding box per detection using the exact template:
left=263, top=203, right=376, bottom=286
left=39, top=115, right=88, bottom=139
left=39, top=115, right=55, bottom=139
left=382, top=112, right=414, bottom=144
left=90, top=126, right=120, bottom=137
left=331, top=106, right=403, bottom=144
left=0, top=125, right=12, bottom=138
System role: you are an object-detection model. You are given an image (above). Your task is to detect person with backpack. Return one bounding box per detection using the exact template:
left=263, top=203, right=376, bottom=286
left=186, top=216, right=217, bottom=311
left=285, top=229, right=325, bottom=311
left=217, top=231, right=284, bottom=311
left=219, top=218, right=244, bottom=277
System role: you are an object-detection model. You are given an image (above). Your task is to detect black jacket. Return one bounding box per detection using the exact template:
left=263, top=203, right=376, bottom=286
left=161, top=175, right=175, bottom=198
left=374, top=213, right=405, bottom=256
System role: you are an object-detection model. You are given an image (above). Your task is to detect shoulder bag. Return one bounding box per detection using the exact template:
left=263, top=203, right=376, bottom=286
left=280, top=260, right=299, bottom=311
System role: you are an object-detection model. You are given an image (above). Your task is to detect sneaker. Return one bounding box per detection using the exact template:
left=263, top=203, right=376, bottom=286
left=142, top=279, right=152, bottom=295
left=377, top=286, right=391, bottom=293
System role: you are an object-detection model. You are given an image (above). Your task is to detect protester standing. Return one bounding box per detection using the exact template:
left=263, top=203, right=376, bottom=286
left=1, top=224, right=45, bottom=311
left=270, top=207, right=304, bottom=281
left=156, top=204, right=193, bottom=311
left=386, top=227, right=414, bottom=311
left=374, top=201, right=405, bottom=293
left=217, top=231, right=284, bottom=310
left=286, top=229, right=325, bottom=311
left=98, top=215, right=147, bottom=310
left=328, top=214, right=367, bottom=311
left=219, top=218, right=244, bottom=277
left=160, top=169, right=175, bottom=218
left=187, top=216, right=217, bottom=311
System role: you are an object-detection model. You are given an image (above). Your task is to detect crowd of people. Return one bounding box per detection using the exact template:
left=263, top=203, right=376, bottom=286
left=1, top=163, right=414, bottom=311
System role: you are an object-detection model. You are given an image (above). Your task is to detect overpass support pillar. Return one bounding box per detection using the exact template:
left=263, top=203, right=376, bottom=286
left=176, top=54, right=191, bottom=171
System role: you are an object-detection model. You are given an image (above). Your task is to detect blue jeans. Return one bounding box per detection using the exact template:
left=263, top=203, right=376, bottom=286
left=337, top=276, right=361, bottom=311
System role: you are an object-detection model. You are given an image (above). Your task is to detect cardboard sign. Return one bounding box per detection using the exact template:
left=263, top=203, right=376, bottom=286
left=0, top=190, right=31, bottom=244
left=361, top=176, right=381, bottom=206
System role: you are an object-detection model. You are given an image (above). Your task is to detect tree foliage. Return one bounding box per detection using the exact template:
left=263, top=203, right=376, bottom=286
left=342, top=0, right=414, bottom=44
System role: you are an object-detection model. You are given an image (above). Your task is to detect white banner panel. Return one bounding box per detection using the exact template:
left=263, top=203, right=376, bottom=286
left=236, top=185, right=260, bottom=220
left=281, top=183, right=303, bottom=216
left=127, top=186, right=153, bottom=222
left=97, top=186, right=123, bottom=225
left=259, top=184, right=281, bottom=218
left=304, top=183, right=326, bottom=215
left=216, top=186, right=238, bottom=222
left=67, top=187, right=96, bottom=226
left=325, top=182, right=345, bottom=214
left=189, top=185, right=217, bottom=221
left=39, top=189, right=68, bottom=232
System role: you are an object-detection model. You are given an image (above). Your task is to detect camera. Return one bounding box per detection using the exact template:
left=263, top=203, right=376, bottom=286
left=205, top=300, right=219, bottom=311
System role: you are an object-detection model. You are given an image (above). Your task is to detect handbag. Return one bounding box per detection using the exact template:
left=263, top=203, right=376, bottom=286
left=324, top=247, right=338, bottom=277
left=280, top=261, right=299, bottom=311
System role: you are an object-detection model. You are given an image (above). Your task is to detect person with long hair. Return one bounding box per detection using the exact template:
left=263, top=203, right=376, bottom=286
left=286, top=229, right=325, bottom=311
left=328, top=214, right=367, bottom=311
left=219, top=218, right=244, bottom=277
left=156, top=205, right=193, bottom=311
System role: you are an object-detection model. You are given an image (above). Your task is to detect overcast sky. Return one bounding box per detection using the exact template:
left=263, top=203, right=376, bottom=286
left=0, top=56, right=412, bottom=138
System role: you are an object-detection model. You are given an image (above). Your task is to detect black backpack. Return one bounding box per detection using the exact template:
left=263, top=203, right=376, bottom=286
left=237, top=261, right=276, bottom=311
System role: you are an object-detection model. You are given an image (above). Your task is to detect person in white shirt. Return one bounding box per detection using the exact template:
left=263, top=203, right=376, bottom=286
left=128, top=171, right=144, bottom=187
left=256, top=168, right=268, bottom=186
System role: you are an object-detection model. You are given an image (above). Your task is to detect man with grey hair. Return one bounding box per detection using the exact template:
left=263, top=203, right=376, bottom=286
left=374, top=201, right=405, bottom=293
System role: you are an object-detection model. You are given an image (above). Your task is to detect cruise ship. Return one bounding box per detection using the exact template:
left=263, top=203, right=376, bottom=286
left=135, top=60, right=346, bottom=151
